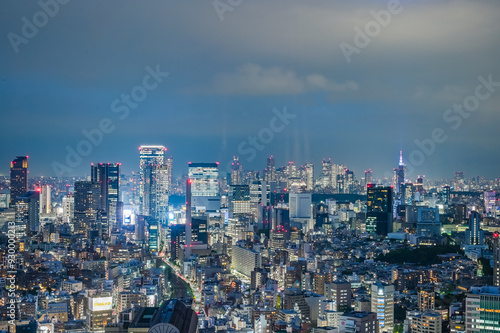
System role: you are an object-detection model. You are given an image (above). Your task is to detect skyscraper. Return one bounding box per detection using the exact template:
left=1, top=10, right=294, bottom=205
left=466, top=286, right=500, bottom=333
left=230, top=156, right=243, bottom=185
left=10, top=156, right=28, bottom=204
left=367, top=185, right=393, bottom=236
left=229, top=185, right=251, bottom=216
left=264, top=155, right=276, bottom=183
left=39, top=185, right=51, bottom=214
left=304, top=163, right=314, bottom=192
left=188, top=162, right=220, bottom=212
left=139, top=145, right=166, bottom=213
left=91, top=163, right=120, bottom=231
left=396, top=150, right=405, bottom=194
left=364, top=169, right=373, bottom=187
left=371, top=283, right=394, bottom=332
left=466, top=211, right=483, bottom=245
left=143, top=164, right=170, bottom=224
left=15, top=190, right=40, bottom=237
left=484, top=191, right=496, bottom=216
left=73, top=181, right=101, bottom=236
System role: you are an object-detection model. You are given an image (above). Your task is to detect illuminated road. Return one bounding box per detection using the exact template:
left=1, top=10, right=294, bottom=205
left=162, top=259, right=202, bottom=309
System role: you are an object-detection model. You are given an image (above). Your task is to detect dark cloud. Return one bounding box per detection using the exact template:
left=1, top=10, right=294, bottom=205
left=0, top=0, right=499, bottom=179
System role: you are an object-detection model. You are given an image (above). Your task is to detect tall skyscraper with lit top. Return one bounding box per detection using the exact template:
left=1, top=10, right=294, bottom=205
left=10, top=156, right=28, bottom=204
left=395, top=150, right=405, bottom=194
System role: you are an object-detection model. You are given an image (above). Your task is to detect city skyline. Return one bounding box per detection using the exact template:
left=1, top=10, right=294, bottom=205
left=1, top=2, right=500, bottom=331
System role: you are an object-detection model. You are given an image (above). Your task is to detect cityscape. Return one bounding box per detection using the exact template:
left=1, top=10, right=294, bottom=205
left=1, top=150, right=500, bottom=333
left=1, top=1, right=500, bottom=333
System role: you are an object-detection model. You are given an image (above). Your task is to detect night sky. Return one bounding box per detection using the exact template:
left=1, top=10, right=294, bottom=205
left=1, top=1, right=499, bottom=179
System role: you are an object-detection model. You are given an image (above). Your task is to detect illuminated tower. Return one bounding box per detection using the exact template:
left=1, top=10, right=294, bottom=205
left=396, top=150, right=405, bottom=194
left=10, top=156, right=28, bottom=204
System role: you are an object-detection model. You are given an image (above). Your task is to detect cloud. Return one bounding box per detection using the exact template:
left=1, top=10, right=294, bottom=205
left=208, top=64, right=358, bottom=95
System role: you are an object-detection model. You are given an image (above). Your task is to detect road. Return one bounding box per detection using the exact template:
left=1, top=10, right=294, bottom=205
left=163, top=259, right=202, bottom=309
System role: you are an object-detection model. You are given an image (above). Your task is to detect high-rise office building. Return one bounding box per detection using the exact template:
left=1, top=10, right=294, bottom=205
left=229, top=185, right=251, bottom=216
left=493, top=232, right=500, bottom=287
left=231, top=156, right=243, bottom=185
left=304, top=163, right=314, bottom=192
left=170, top=223, right=185, bottom=260
left=466, top=211, right=483, bottom=245
left=442, top=185, right=451, bottom=205
left=484, top=191, right=496, bottom=216
left=188, top=162, right=220, bottom=212
left=188, top=163, right=219, bottom=197
left=264, top=156, right=276, bottom=183
left=365, top=169, right=373, bottom=187
left=465, top=286, right=500, bottom=333
left=62, top=194, right=74, bottom=224
left=15, top=190, right=40, bottom=237
left=73, top=181, right=101, bottom=236
left=91, top=163, right=120, bottom=231
left=367, top=185, right=393, bottom=236
left=371, top=283, right=394, bottom=332
left=325, top=281, right=352, bottom=312
left=139, top=145, right=166, bottom=213
left=143, top=164, right=170, bottom=224
left=232, top=244, right=262, bottom=277
left=39, top=185, right=51, bottom=214
left=416, top=207, right=441, bottom=237
left=396, top=150, right=405, bottom=194
left=10, top=156, right=28, bottom=204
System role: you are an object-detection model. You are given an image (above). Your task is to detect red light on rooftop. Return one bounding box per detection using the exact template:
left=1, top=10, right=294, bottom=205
left=494, top=232, right=499, bottom=239
left=36, top=188, right=41, bottom=192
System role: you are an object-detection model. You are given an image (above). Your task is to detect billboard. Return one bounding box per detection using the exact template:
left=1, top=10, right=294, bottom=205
left=89, top=297, right=113, bottom=312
